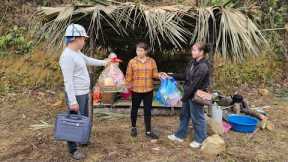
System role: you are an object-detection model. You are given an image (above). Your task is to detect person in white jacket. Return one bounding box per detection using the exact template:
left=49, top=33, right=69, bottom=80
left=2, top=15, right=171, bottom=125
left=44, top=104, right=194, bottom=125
left=59, top=24, right=109, bottom=160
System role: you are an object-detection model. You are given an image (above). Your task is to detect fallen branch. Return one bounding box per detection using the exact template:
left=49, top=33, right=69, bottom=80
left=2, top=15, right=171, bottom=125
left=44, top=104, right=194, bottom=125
left=29, top=120, right=52, bottom=130
left=247, top=128, right=259, bottom=141
left=94, top=110, right=128, bottom=120
left=261, top=27, right=287, bottom=32
left=250, top=106, right=271, bottom=110
left=0, top=6, right=7, bottom=25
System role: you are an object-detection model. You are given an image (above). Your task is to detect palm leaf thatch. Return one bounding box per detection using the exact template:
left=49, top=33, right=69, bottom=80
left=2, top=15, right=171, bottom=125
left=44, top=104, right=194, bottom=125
left=216, top=8, right=266, bottom=61
left=33, top=2, right=266, bottom=61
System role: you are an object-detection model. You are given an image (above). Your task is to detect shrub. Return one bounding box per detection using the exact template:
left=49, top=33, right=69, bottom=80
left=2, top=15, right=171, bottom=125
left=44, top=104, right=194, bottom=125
left=214, top=53, right=284, bottom=94
left=0, top=26, right=33, bottom=55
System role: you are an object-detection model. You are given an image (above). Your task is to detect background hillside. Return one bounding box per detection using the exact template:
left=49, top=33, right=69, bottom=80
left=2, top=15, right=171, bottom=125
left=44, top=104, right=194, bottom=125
left=1, top=0, right=287, bottom=94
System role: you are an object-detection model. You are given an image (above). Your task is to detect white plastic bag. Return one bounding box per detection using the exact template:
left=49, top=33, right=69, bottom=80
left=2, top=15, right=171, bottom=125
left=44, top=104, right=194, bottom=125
left=97, top=53, right=126, bottom=92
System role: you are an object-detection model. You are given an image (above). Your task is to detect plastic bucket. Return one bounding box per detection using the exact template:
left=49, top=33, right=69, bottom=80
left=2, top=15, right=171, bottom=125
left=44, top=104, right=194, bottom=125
left=211, top=104, right=223, bottom=123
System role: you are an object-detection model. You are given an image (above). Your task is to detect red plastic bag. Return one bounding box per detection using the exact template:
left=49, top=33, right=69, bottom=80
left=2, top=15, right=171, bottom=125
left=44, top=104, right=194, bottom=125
left=93, top=86, right=101, bottom=105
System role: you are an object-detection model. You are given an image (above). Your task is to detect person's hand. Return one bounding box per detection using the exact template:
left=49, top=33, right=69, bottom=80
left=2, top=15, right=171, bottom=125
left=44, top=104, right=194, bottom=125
left=70, top=103, right=79, bottom=112
left=104, top=58, right=112, bottom=67
left=126, top=83, right=133, bottom=90
left=159, top=72, right=171, bottom=79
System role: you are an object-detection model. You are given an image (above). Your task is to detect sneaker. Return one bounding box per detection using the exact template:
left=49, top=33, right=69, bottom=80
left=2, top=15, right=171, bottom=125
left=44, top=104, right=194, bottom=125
left=189, top=141, right=201, bottom=149
left=131, top=127, right=137, bottom=137
left=72, top=150, right=86, bottom=160
left=168, top=134, right=184, bottom=142
left=145, top=131, right=159, bottom=139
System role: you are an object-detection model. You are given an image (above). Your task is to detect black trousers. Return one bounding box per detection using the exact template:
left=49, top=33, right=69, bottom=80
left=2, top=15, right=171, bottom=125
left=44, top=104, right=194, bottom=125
left=65, top=93, right=90, bottom=154
left=131, top=91, right=153, bottom=132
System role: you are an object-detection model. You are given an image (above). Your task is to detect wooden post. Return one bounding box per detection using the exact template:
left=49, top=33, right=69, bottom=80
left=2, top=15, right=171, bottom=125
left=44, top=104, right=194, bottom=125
left=208, top=22, right=217, bottom=89
left=208, top=47, right=216, bottom=88
left=88, top=32, right=96, bottom=129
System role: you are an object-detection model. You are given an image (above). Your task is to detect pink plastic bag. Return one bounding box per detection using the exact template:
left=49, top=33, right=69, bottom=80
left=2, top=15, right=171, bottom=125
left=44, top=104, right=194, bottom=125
left=120, top=89, right=132, bottom=100
left=222, top=121, right=232, bottom=133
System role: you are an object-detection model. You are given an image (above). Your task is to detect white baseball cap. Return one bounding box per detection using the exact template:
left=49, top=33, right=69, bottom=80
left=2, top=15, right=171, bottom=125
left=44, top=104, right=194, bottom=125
left=64, top=24, right=89, bottom=37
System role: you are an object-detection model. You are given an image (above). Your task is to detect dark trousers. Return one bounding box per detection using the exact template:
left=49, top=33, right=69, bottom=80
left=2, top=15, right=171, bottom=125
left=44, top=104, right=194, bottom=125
left=65, top=93, right=89, bottom=154
left=131, top=91, right=153, bottom=132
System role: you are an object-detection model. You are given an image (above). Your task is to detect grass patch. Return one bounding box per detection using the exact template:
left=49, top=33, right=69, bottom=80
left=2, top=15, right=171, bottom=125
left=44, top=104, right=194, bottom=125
left=214, top=53, right=285, bottom=94
left=0, top=49, right=62, bottom=93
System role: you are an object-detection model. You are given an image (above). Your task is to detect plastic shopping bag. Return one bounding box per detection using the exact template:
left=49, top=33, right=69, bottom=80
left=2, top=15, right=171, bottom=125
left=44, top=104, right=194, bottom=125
left=97, top=63, right=126, bottom=92
left=120, top=89, right=132, bottom=100
left=92, top=85, right=101, bottom=105
left=97, top=52, right=126, bottom=92
left=155, top=78, right=182, bottom=107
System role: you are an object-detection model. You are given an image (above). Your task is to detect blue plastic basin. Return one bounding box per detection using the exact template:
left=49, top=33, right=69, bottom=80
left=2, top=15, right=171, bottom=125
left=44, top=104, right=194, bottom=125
left=227, top=114, right=259, bottom=133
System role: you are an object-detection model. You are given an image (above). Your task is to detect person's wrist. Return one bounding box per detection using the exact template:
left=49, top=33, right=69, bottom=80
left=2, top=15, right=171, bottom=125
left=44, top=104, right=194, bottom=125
left=70, top=101, right=78, bottom=106
left=103, top=60, right=108, bottom=66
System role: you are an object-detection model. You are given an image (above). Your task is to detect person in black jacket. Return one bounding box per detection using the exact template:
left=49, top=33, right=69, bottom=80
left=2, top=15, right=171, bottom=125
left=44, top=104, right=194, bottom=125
left=166, top=42, right=210, bottom=149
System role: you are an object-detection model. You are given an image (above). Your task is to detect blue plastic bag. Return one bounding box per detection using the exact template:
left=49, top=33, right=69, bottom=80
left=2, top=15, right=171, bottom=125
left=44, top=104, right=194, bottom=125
left=155, top=78, right=182, bottom=107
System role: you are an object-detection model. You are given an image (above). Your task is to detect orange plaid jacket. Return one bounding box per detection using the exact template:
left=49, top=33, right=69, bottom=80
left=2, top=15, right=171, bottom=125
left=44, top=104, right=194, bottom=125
left=126, top=57, right=159, bottom=93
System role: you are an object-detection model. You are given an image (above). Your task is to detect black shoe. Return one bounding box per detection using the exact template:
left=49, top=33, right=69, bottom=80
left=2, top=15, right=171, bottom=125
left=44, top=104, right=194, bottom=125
left=79, top=144, right=88, bottom=147
left=131, top=127, right=137, bottom=137
left=79, top=141, right=91, bottom=147
left=71, top=150, right=86, bottom=160
left=145, top=131, right=159, bottom=139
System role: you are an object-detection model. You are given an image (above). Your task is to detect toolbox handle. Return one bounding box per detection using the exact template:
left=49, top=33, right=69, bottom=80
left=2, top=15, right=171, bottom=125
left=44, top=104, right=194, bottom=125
left=66, top=113, right=82, bottom=120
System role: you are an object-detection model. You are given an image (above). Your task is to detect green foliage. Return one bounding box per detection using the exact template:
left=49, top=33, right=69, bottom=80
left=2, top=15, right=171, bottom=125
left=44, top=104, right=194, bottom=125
left=40, top=0, right=49, bottom=6
left=214, top=54, right=284, bottom=94
left=0, top=26, right=33, bottom=55
left=257, top=0, right=287, bottom=29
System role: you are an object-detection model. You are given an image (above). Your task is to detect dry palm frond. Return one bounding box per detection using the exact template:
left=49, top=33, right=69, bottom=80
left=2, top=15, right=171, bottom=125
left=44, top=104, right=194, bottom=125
left=144, top=8, right=188, bottom=49
left=112, top=3, right=141, bottom=28
left=33, top=2, right=267, bottom=61
left=112, top=4, right=191, bottom=49
left=193, top=7, right=216, bottom=44
left=79, top=5, right=122, bottom=42
left=55, top=6, right=74, bottom=22
left=34, top=6, right=74, bottom=49
left=36, top=6, right=67, bottom=19
left=216, top=8, right=267, bottom=61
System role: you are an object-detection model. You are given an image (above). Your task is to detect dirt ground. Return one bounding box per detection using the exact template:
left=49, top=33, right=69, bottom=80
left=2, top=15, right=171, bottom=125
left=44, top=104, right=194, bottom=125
left=0, top=89, right=288, bottom=162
